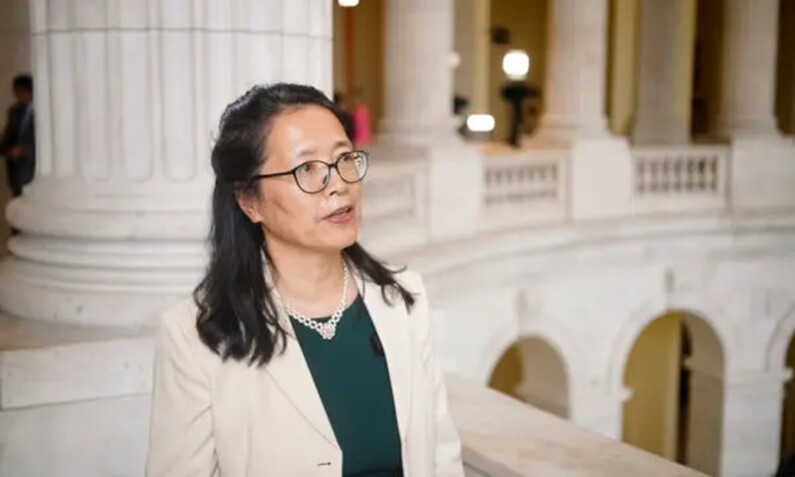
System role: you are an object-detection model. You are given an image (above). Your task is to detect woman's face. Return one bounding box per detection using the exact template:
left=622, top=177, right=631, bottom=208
left=241, top=105, right=363, bottom=254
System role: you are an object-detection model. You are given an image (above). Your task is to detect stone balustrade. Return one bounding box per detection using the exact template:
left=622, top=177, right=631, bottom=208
left=360, top=138, right=795, bottom=255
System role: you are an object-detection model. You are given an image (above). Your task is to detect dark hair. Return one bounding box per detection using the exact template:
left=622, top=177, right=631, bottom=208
left=194, top=83, right=414, bottom=366
left=12, top=74, right=33, bottom=93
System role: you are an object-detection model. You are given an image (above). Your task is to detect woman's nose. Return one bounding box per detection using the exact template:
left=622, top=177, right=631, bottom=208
left=325, top=163, right=349, bottom=195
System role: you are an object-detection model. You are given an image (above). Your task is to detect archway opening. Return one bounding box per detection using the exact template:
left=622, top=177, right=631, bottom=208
left=780, top=335, right=795, bottom=462
left=488, top=336, right=569, bottom=418
left=622, top=311, right=723, bottom=474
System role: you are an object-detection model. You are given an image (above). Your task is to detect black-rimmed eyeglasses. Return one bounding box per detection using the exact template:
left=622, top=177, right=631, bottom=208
left=249, top=150, right=369, bottom=194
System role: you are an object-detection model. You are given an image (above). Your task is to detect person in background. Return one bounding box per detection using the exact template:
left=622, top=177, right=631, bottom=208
left=0, top=74, right=35, bottom=198
left=350, top=88, right=372, bottom=147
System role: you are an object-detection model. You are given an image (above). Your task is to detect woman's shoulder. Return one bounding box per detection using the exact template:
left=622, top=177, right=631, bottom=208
left=156, top=297, right=219, bottom=367
left=159, top=297, right=200, bottom=338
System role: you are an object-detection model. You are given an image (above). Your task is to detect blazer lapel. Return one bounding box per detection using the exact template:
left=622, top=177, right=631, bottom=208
left=359, top=276, right=413, bottom=443
left=264, top=311, right=339, bottom=447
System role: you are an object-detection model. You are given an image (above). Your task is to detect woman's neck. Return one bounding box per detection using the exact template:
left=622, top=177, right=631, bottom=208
left=267, top=240, right=349, bottom=317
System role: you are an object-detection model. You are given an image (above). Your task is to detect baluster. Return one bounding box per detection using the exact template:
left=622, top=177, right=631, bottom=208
left=674, top=157, right=683, bottom=192
left=636, top=160, right=646, bottom=193
left=696, top=157, right=707, bottom=191
left=707, top=156, right=718, bottom=192
left=686, top=158, right=695, bottom=191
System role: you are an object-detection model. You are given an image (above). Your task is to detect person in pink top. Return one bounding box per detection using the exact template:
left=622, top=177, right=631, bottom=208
left=350, top=91, right=372, bottom=147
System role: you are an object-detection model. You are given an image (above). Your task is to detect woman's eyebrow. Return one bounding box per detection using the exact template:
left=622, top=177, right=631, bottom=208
left=332, top=139, right=353, bottom=150
left=295, top=147, right=317, bottom=159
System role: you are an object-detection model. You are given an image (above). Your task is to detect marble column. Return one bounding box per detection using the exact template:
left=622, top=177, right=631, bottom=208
left=632, top=0, right=696, bottom=144
left=715, top=370, right=788, bottom=477
left=379, top=0, right=457, bottom=145
left=0, top=0, right=332, bottom=327
left=686, top=365, right=787, bottom=477
left=535, top=0, right=611, bottom=143
left=718, top=0, right=781, bottom=137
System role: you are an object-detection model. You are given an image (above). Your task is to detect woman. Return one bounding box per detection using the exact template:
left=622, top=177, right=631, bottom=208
left=146, top=83, right=464, bottom=476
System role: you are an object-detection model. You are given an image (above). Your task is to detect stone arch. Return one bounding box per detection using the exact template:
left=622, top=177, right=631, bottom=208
left=487, top=333, right=570, bottom=418
left=477, top=325, right=522, bottom=384
left=609, top=303, right=726, bottom=392
left=767, top=307, right=795, bottom=464
left=766, top=306, right=795, bottom=371
left=613, top=306, right=725, bottom=475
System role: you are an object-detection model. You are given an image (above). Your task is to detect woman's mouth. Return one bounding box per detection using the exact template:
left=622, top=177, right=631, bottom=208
left=324, top=206, right=354, bottom=224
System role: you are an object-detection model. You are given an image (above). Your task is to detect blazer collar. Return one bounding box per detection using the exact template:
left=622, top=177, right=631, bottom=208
left=264, top=270, right=413, bottom=446
left=265, top=311, right=339, bottom=447
left=358, top=273, right=412, bottom=444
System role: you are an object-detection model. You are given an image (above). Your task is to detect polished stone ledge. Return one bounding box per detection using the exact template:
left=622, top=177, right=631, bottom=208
left=0, top=313, right=153, bottom=409
left=447, top=376, right=706, bottom=477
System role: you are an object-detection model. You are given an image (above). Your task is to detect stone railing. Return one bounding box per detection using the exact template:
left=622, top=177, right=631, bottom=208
left=631, top=145, right=729, bottom=214
left=481, top=151, right=568, bottom=229
left=0, top=313, right=708, bottom=477
left=447, top=376, right=706, bottom=477
left=360, top=139, right=795, bottom=255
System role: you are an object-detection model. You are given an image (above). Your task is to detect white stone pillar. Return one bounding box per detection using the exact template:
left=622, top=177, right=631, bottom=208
left=715, top=370, right=788, bottom=477
left=535, top=0, right=611, bottom=144
left=379, top=0, right=457, bottom=145
left=718, top=0, right=781, bottom=137
left=632, top=0, right=696, bottom=144
left=685, top=365, right=787, bottom=477
left=0, top=0, right=332, bottom=327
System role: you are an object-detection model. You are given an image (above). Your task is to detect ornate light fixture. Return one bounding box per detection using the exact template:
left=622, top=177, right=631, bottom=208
left=466, top=114, right=496, bottom=133
left=502, top=49, right=530, bottom=81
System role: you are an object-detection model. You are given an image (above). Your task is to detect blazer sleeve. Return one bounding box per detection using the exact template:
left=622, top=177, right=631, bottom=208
left=146, top=304, right=219, bottom=477
left=411, top=274, right=465, bottom=476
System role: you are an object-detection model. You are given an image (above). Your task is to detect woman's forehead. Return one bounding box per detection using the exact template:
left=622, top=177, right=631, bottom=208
left=268, top=107, right=349, bottom=154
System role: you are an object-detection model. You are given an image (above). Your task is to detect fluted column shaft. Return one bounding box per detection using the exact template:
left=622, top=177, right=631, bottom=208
left=633, top=0, right=696, bottom=145
left=537, top=0, right=610, bottom=143
left=718, top=0, right=780, bottom=137
left=0, top=0, right=332, bottom=327
left=380, top=0, right=456, bottom=145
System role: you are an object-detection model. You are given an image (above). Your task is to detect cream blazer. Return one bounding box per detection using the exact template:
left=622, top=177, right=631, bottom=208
left=146, top=270, right=464, bottom=476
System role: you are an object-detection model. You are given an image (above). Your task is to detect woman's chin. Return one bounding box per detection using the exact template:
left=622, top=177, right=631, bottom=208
left=318, top=228, right=360, bottom=251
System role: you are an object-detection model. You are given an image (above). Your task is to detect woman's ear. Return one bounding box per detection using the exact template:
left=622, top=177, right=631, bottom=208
left=235, top=188, right=264, bottom=224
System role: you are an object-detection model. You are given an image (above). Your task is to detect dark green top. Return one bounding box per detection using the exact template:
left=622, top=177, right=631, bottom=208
left=291, top=295, right=403, bottom=476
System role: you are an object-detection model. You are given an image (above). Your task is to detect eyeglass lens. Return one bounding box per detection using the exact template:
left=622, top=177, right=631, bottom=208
left=294, top=151, right=368, bottom=193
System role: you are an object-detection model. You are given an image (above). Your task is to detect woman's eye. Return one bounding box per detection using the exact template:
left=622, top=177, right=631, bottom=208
left=299, top=162, right=316, bottom=173
left=338, top=152, right=355, bottom=163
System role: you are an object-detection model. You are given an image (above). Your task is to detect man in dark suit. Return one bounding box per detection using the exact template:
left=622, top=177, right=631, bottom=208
left=0, top=74, right=35, bottom=197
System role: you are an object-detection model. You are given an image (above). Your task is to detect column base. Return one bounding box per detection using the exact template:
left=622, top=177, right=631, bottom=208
left=523, top=125, right=613, bottom=149
left=717, top=116, right=783, bottom=141
left=0, top=249, right=202, bottom=327
left=377, top=117, right=461, bottom=148
left=730, top=136, right=795, bottom=211
left=0, top=189, right=207, bottom=327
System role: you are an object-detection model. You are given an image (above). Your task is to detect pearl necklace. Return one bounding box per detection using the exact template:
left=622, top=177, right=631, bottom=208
left=273, top=261, right=350, bottom=341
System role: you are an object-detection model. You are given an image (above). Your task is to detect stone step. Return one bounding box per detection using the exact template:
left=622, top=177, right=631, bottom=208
left=0, top=313, right=155, bottom=410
